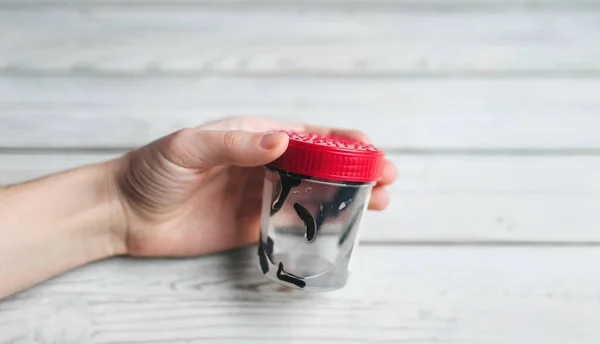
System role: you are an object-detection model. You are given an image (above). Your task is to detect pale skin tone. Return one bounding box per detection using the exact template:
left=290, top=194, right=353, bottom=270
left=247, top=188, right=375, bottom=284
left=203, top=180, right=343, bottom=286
left=0, top=117, right=398, bottom=299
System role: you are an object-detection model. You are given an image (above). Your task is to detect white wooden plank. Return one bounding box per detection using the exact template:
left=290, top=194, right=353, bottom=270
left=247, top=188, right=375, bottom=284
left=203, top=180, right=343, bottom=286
left=0, top=153, right=118, bottom=185
left=2, top=153, right=599, bottom=243
left=1, top=0, right=598, bottom=7
left=371, top=154, right=600, bottom=243
left=2, top=246, right=600, bottom=343
left=1, top=9, right=600, bottom=75
left=2, top=77, right=600, bottom=149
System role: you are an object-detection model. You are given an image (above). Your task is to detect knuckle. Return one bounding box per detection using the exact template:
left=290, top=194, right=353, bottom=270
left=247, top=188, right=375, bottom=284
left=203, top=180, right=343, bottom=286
left=222, top=131, right=241, bottom=150
left=173, top=127, right=197, bottom=144
left=350, top=129, right=367, bottom=136
left=350, top=130, right=370, bottom=142
left=165, top=128, right=200, bottom=167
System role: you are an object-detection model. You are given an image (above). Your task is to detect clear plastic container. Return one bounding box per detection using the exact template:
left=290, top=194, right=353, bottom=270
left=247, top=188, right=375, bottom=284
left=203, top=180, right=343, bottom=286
left=257, top=132, right=384, bottom=291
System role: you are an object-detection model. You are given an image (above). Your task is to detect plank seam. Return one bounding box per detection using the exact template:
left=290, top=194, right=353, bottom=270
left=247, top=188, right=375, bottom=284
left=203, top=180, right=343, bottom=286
left=1, top=0, right=600, bottom=11
left=3, top=69, right=600, bottom=79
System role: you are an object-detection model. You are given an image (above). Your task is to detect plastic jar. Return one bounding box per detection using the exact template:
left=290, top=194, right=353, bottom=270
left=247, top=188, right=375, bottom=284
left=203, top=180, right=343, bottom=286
left=257, top=132, right=385, bottom=291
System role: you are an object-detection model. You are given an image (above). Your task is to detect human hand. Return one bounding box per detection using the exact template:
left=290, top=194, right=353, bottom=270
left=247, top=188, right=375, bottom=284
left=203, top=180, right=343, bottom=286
left=110, top=117, right=398, bottom=257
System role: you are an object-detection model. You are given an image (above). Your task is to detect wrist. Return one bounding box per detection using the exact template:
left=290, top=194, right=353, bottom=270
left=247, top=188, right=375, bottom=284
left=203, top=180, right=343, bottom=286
left=0, top=159, right=129, bottom=297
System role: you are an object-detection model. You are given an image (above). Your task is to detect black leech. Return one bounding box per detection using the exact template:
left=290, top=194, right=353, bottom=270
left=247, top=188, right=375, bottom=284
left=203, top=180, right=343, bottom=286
left=270, top=175, right=302, bottom=216
left=315, top=204, right=326, bottom=231
left=329, top=187, right=358, bottom=218
left=258, top=234, right=270, bottom=274
left=315, top=187, right=358, bottom=230
left=339, top=207, right=363, bottom=246
left=276, top=262, right=306, bottom=288
left=294, top=202, right=317, bottom=243
left=258, top=233, right=276, bottom=274
left=266, top=236, right=274, bottom=261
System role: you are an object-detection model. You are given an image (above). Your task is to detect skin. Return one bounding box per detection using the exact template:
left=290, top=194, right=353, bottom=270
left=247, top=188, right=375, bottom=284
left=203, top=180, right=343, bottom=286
left=0, top=117, right=398, bottom=299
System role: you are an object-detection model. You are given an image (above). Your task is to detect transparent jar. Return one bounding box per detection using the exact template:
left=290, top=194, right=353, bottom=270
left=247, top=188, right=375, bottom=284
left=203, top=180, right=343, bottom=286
left=257, top=132, right=384, bottom=291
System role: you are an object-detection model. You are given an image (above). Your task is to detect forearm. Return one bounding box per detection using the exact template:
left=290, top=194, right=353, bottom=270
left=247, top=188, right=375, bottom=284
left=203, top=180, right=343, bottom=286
left=0, top=161, right=126, bottom=299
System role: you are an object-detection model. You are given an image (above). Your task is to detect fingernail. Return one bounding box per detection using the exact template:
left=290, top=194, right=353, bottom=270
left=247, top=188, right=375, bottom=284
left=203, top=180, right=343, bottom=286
left=260, top=132, right=282, bottom=150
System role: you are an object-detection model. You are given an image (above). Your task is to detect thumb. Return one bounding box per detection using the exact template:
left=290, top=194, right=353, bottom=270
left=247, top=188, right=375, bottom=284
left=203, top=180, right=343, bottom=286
left=163, top=128, right=289, bottom=170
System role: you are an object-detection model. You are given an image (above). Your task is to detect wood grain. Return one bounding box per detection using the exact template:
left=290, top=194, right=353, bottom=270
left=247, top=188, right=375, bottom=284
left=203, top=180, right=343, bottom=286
left=2, top=245, right=600, bottom=343
left=2, top=153, right=599, bottom=243
left=2, top=77, right=600, bottom=149
left=1, top=8, right=600, bottom=76
left=1, top=0, right=599, bottom=8
left=1, top=0, right=598, bottom=342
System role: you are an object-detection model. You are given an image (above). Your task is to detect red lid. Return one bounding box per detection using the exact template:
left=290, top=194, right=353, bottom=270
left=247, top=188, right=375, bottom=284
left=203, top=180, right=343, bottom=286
left=267, top=132, right=385, bottom=183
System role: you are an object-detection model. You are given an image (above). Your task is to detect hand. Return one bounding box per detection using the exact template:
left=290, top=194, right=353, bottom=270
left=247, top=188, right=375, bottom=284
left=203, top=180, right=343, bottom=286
left=110, top=117, right=398, bottom=257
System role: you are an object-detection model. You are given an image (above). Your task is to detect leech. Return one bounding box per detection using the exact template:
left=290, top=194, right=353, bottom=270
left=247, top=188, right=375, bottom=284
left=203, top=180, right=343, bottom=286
left=315, top=204, right=326, bottom=231
left=328, top=187, right=357, bottom=218
left=257, top=234, right=270, bottom=274
left=294, top=202, right=317, bottom=243
left=270, top=175, right=302, bottom=216
left=315, top=187, right=358, bottom=231
left=276, top=262, right=306, bottom=288
left=266, top=236, right=274, bottom=261
left=339, top=207, right=363, bottom=246
left=258, top=233, right=276, bottom=274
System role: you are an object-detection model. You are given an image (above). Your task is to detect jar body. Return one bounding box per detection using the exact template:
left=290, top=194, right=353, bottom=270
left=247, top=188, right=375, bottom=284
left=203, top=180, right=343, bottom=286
left=258, top=167, right=374, bottom=291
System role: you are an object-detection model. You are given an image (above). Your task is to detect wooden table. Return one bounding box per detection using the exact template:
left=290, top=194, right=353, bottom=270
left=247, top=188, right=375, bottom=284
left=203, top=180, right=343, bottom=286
left=1, top=0, right=600, bottom=342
